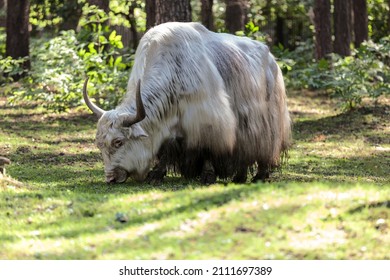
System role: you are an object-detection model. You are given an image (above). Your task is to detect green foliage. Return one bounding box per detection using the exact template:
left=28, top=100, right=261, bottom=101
left=327, top=38, right=390, bottom=110
left=280, top=37, right=390, bottom=110
left=8, top=31, right=85, bottom=111
left=367, top=0, right=390, bottom=41
left=242, top=21, right=269, bottom=42
left=4, top=1, right=390, bottom=112
left=0, top=28, right=28, bottom=86
left=110, top=0, right=146, bottom=33
left=272, top=40, right=332, bottom=90
left=77, top=4, right=132, bottom=110
left=30, top=0, right=65, bottom=30
left=0, top=56, right=29, bottom=85
left=0, top=27, right=5, bottom=56
left=8, top=5, right=132, bottom=112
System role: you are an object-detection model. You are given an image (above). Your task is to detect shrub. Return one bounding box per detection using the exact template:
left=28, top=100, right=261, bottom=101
left=280, top=37, right=390, bottom=110
left=9, top=30, right=85, bottom=111
left=0, top=56, right=29, bottom=85
left=8, top=5, right=132, bottom=112
left=272, top=40, right=333, bottom=90
left=77, top=4, right=132, bottom=110
left=327, top=37, right=390, bottom=110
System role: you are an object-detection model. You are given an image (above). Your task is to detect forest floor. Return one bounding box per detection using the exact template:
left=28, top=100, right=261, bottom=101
left=0, top=90, right=389, bottom=259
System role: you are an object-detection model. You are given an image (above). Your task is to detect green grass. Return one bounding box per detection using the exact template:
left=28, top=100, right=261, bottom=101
left=0, top=91, right=389, bottom=259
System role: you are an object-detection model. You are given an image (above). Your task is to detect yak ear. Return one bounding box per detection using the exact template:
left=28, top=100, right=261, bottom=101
left=118, top=113, right=148, bottom=138
left=130, top=123, right=148, bottom=138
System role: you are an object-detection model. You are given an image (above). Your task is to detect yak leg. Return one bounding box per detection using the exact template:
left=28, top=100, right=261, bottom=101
left=252, top=163, right=271, bottom=183
left=145, top=160, right=167, bottom=185
left=145, top=146, right=169, bottom=185
left=232, top=166, right=248, bottom=183
left=200, top=160, right=217, bottom=185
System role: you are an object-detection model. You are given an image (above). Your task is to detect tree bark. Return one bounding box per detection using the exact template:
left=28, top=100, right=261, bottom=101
left=6, top=0, right=30, bottom=75
left=275, top=15, right=286, bottom=46
left=334, top=0, right=351, bottom=56
left=225, top=0, right=248, bottom=34
left=145, top=0, right=156, bottom=29
left=353, top=0, right=368, bottom=48
left=314, top=0, right=332, bottom=60
left=128, top=2, right=138, bottom=49
left=201, top=0, right=214, bottom=30
left=155, top=0, right=192, bottom=24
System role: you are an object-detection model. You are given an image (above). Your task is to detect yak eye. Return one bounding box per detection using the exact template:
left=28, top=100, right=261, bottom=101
left=112, top=138, right=124, bottom=148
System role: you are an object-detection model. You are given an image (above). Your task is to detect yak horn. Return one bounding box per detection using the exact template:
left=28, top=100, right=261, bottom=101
left=123, top=80, right=146, bottom=127
left=83, top=77, right=105, bottom=118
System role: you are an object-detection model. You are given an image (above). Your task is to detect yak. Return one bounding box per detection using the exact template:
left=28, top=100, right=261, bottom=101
left=83, top=22, right=291, bottom=184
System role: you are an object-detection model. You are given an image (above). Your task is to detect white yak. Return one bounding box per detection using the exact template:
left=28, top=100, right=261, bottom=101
left=83, top=22, right=291, bottom=184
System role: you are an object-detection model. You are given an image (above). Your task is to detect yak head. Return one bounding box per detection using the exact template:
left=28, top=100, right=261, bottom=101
left=83, top=78, right=152, bottom=183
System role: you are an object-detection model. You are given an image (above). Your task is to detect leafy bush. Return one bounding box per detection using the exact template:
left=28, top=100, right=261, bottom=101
left=9, top=30, right=85, bottom=111
left=272, top=40, right=334, bottom=91
left=0, top=56, right=29, bottom=85
left=77, top=4, right=133, bottom=110
left=0, top=27, right=5, bottom=56
left=8, top=5, right=132, bottom=112
left=280, top=37, right=390, bottom=110
left=327, top=37, right=390, bottom=110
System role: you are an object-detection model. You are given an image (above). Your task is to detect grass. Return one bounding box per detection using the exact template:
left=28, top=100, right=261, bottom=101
left=0, top=90, right=389, bottom=259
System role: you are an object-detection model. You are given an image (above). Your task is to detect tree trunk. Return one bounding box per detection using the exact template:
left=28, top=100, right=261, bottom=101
left=314, top=0, right=332, bottom=60
left=201, top=0, right=214, bottom=30
left=275, top=15, right=286, bottom=46
left=334, top=0, right=351, bottom=56
left=225, top=0, right=248, bottom=34
left=155, top=0, right=192, bottom=24
left=353, top=0, right=368, bottom=48
left=145, top=0, right=156, bottom=29
left=88, top=0, right=109, bottom=12
left=128, top=2, right=138, bottom=49
left=6, top=0, right=30, bottom=77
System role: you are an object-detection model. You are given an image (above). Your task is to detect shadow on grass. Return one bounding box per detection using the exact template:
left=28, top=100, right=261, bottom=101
left=293, top=104, right=390, bottom=144
left=0, top=182, right=272, bottom=244
left=21, top=200, right=306, bottom=260
left=285, top=152, right=390, bottom=183
left=0, top=110, right=96, bottom=142
left=348, top=200, right=390, bottom=214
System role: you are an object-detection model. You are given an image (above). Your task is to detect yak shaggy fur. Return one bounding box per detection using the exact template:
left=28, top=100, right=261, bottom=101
left=90, top=22, right=291, bottom=183
left=125, top=23, right=291, bottom=183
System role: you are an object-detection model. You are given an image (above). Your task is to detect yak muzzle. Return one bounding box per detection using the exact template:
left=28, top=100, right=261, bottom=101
left=105, top=168, right=129, bottom=184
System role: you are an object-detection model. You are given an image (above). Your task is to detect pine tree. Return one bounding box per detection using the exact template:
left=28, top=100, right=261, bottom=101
left=6, top=0, right=30, bottom=78
left=334, top=0, right=352, bottom=56
left=314, top=0, right=332, bottom=59
left=353, top=0, right=368, bottom=47
left=225, top=0, right=248, bottom=34
left=155, top=0, right=192, bottom=25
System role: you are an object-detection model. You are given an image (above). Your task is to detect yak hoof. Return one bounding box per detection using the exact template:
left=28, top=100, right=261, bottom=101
left=232, top=173, right=247, bottom=184
left=145, top=170, right=166, bottom=185
left=200, top=171, right=216, bottom=185
left=252, top=170, right=270, bottom=183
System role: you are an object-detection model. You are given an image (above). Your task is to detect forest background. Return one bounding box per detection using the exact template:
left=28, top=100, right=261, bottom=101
left=1, top=0, right=389, bottom=111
